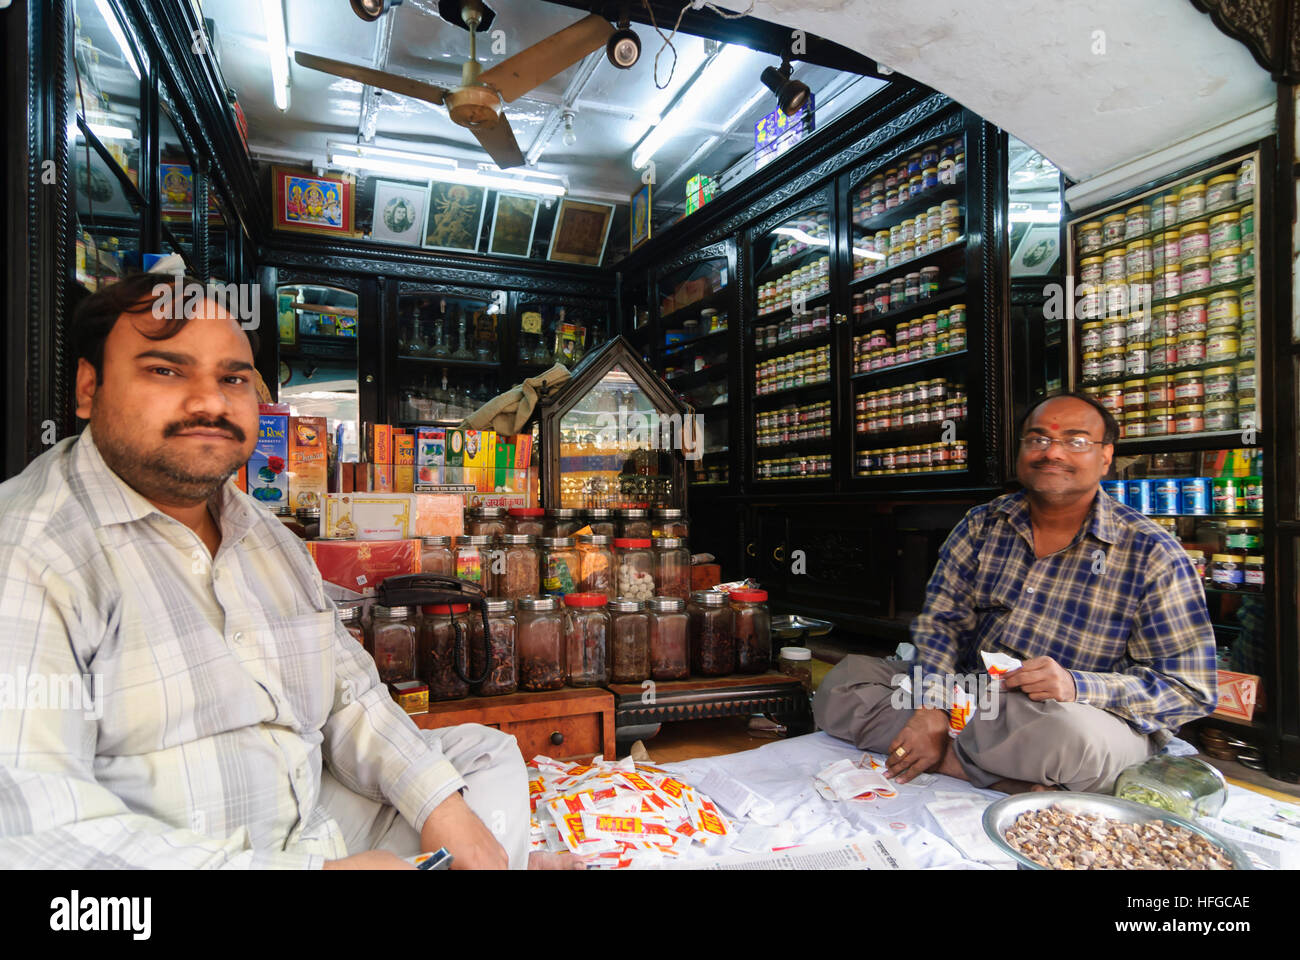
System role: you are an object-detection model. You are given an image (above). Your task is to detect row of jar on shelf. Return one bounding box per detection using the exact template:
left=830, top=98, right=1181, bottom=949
left=769, top=212, right=831, bottom=266
left=689, top=463, right=729, bottom=485
left=754, top=306, right=831, bottom=350
left=853, top=135, right=966, bottom=213
left=1101, top=475, right=1262, bottom=517
left=851, top=266, right=954, bottom=318
left=460, top=505, right=687, bottom=540
left=555, top=475, right=676, bottom=511
left=1075, top=158, right=1255, bottom=254
left=853, top=313, right=968, bottom=373
left=1084, top=370, right=1257, bottom=439
left=853, top=219, right=964, bottom=282
left=1079, top=205, right=1253, bottom=285
left=350, top=587, right=774, bottom=702
left=757, top=257, right=831, bottom=316
left=854, top=389, right=967, bottom=433
left=855, top=442, right=969, bottom=476
left=1080, top=324, right=1255, bottom=384
left=755, top=400, right=831, bottom=447
left=1081, top=285, right=1254, bottom=355
left=755, top=344, right=830, bottom=395
left=757, top=454, right=832, bottom=480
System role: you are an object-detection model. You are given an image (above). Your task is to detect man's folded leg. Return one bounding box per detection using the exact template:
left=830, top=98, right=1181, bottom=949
left=319, top=723, right=530, bottom=869
left=950, top=692, right=1157, bottom=793
left=812, top=655, right=914, bottom=753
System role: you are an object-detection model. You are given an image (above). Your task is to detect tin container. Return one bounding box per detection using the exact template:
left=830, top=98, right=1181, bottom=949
left=1180, top=477, right=1211, bottom=515
left=1152, top=478, right=1180, bottom=515
left=1100, top=480, right=1126, bottom=505
left=1125, top=479, right=1153, bottom=514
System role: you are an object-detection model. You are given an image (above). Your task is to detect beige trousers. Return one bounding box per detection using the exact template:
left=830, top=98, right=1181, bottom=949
left=812, top=655, right=1156, bottom=793
left=318, top=723, right=530, bottom=869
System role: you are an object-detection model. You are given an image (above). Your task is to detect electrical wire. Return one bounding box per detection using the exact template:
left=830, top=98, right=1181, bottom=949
left=641, top=0, right=756, bottom=90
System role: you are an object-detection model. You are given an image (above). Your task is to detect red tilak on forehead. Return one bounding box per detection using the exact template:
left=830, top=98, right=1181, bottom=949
left=1049, top=422, right=1060, bottom=430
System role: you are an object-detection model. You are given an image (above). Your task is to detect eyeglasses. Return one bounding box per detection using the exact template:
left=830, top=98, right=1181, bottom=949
left=1021, top=435, right=1105, bottom=453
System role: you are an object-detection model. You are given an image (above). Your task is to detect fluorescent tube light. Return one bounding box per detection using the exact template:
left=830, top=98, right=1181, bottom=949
left=261, top=0, right=291, bottom=112
left=89, top=123, right=135, bottom=141
left=633, top=43, right=752, bottom=170
left=93, top=0, right=141, bottom=80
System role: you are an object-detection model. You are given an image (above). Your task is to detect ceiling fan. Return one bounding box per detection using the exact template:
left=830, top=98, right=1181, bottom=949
left=294, top=0, right=613, bottom=169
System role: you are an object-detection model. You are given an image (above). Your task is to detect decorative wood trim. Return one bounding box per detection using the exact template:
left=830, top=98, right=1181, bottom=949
left=751, top=187, right=831, bottom=241
left=277, top=270, right=361, bottom=293
left=1189, top=0, right=1299, bottom=82
left=846, top=107, right=965, bottom=188
left=609, top=675, right=809, bottom=726
left=652, top=240, right=730, bottom=282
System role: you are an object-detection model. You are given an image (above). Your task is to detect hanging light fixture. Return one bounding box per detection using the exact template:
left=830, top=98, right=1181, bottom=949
left=350, top=0, right=404, bottom=21
left=760, top=58, right=810, bottom=117
left=562, top=110, right=578, bottom=147
left=606, top=1, right=640, bottom=68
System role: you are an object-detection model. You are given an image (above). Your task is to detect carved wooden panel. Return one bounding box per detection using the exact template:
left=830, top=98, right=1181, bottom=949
left=847, top=109, right=965, bottom=188
left=1191, top=0, right=1299, bottom=81
left=652, top=240, right=730, bottom=282
left=752, top=187, right=831, bottom=239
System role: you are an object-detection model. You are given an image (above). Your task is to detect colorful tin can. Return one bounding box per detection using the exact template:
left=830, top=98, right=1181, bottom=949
left=1179, top=477, right=1211, bottom=516
left=1101, top=481, right=1127, bottom=505
left=1152, top=478, right=1181, bottom=515
left=1125, top=479, right=1154, bottom=514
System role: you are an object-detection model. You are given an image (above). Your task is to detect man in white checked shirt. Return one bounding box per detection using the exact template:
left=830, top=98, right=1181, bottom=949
left=0, top=271, right=574, bottom=870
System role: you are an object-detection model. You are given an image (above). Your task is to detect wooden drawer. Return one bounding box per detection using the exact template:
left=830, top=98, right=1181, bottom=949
left=501, top=713, right=602, bottom=760
left=412, top=688, right=615, bottom=761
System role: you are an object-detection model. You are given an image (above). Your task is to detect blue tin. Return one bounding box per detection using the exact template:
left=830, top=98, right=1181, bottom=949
left=1180, top=477, right=1211, bottom=516
left=1125, top=479, right=1153, bottom=514
left=1100, top=481, right=1126, bottom=505
left=1152, top=478, right=1180, bottom=515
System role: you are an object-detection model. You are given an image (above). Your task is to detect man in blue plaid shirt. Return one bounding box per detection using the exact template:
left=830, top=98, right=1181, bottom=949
left=815, top=394, right=1217, bottom=793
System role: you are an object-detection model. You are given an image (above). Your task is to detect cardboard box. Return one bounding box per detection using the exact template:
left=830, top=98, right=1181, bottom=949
left=445, top=429, right=466, bottom=464
left=369, top=423, right=393, bottom=465
left=248, top=404, right=290, bottom=512
left=691, top=563, right=721, bottom=592
left=306, top=537, right=420, bottom=602
left=1214, top=670, right=1261, bottom=721
left=416, top=428, right=445, bottom=467
left=417, top=464, right=444, bottom=485
left=494, top=438, right=510, bottom=490
left=234, top=464, right=246, bottom=492
left=389, top=680, right=428, bottom=715
left=394, top=434, right=415, bottom=466
left=322, top=492, right=416, bottom=540
left=353, top=461, right=370, bottom=492
left=394, top=465, right=414, bottom=493
left=415, top=493, right=465, bottom=538
left=287, top=416, right=328, bottom=513
left=371, top=464, right=394, bottom=493
left=513, top=433, right=533, bottom=469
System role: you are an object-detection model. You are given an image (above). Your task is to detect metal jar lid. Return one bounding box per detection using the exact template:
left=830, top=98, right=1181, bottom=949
left=585, top=508, right=615, bottom=519
left=653, top=508, right=684, bottom=518
left=421, top=535, right=451, bottom=546
left=483, top=598, right=514, bottom=614
left=648, top=596, right=686, bottom=613
left=652, top=537, right=685, bottom=549
left=459, top=535, right=493, bottom=546
left=296, top=507, right=320, bottom=519
left=337, top=604, right=361, bottom=623
left=547, top=508, right=580, bottom=518
left=609, top=598, right=646, bottom=612
left=375, top=605, right=410, bottom=619
left=618, top=508, right=649, bottom=518
left=470, top=506, right=506, bottom=518
left=517, top=596, right=559, bottom=612
left=501, top=534, right=537, bottom=545
left=539, top=536, right=576, bottom=548
left=690, top=590, right=727, bottom=606
left=577, top=534, right=613, bottom=546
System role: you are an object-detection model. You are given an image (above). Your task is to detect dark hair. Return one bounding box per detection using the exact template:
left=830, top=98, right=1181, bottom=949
left=74, top=271, right=210, bottom=381
left=1015, top=391, right=1118, bottom=445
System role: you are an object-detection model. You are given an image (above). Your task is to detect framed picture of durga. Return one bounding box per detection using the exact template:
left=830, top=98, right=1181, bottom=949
left=272, top=165, right=356, bottom=237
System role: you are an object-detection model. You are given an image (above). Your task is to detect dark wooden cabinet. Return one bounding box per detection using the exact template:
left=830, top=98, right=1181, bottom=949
left=413, top=688, right=616, bottom=762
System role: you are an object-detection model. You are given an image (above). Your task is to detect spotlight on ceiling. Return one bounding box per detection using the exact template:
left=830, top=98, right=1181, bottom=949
left=606, top=6, right=640, bottom=69
left=350, top=0, right=403, bottom=22
left=761, top=58, right=810, bottom=117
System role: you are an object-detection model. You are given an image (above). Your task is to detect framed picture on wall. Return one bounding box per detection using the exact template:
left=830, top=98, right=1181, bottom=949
left=423, top=180, right=487, bottom=252
left=73, top=146, right=137, bottom=217
left=159, top=163, right=194, bottom=219
left=371, top=179, right=430, bottom=246
left=547, top=198, right=614, bottom=266
left=488, top=192, right=540, bottom=258
left=629, top=181, right=651, bottom=251
left=272, top=165, right=356, bottom=237
left=1010, top=222, right=1061, bottom=276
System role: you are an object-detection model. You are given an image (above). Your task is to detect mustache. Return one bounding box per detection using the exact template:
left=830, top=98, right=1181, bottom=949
left=163, top=417, right=246, bottom=443
left=1028, top=458, right=1074, bottom=472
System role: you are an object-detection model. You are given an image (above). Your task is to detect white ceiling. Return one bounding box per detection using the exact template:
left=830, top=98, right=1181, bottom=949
left=748, top=0, right=1273, bottom=183
left=202, top=0, right=882, bottom=206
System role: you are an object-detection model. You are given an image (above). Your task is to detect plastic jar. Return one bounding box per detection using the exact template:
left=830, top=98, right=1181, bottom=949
left=1243, top=556, right=1265, bottom=592
left=1174, top=403, right=1205, bottom=434
left=778, top=646, right=813, bottom=693
left=516, top=596, right=565, bottom=691
left=618, top=508, right=652, bottom=539
left=469, top=598, right=517, bottom=696
left=1126, top=311, right=1150, bottom=343
left=1079, top=256, right=1104, bottom=286
left=545, top=508, right=583, bottom=538
left=563, top=593, right=609, bottom=687
left=729, top=589, right=771, bottom=675
left=418, top=603, right=473, bottom=701
left=1122, top=379, right=1146, bottom=411
left=1178, top=221, right=1210, bottom=262
left=1184, top=549, right=1208, bottom=580
left=1209, top=211, right=1241, bottom=251
left=1209, top=554, right=1245, bottom=590
left=1144, top=375, right=1172, bottom=406
left=1099, top=318, right=1126, bottom=349
left=1178, top=183, right=1207, bottom=221
left=1078, top=221, right=1104, bottom=253
left=1155, top=231, right=1181, bottom=271
left=1176, top=332, right=1206, bottom=367
left=1207, top=291, right=1241, bottom=330
left=1238, top=397, right=1256, bottom=428
left=648, top=596, right=689, bottom=680
left=1100, top=347, right=1125, bottom=380
left=652, top=508, right=689, bottom=539
left=1213, top=476, right=1242, bottom=515
left=1235, top=359, right=1256, bottom=398
left=507, top=507, right=545, bottom=537
left=1181, top=257, right=1212, bottom=292
left=498, top=534, right=541, bottom=600
left=575, top=534, right=615, bottom=599
left=539, top=536, right=580, bottom=597
left=1149, top=337, right=1174, bottom=372
left=1098, top=385, right=1123, bottom=415
left=1206, top=324, right=1240, bottom=363
left=1152, top=193, right=1178, bottom=229
left=653, top=537, right=691, bottom=600
left=1204, top=173, right=1237, bottom=211
left=467, top=506, right=507, bottom=539
left=1225, top=519, right=1263, bottom=552
left=1102, top=250, right=1127, bottom=283
left=1147, top=406, right=1174, bottom=436
left=1202, top=367, right=1235, bottom=401
left=608, top=598, right=650, bottom=683
left=1126, top=204, right=1151, bottom=239
left=1080, top=322, right=1103, bottom=354
left=420, top=535, right=454, bottom=576
left=1102, top=213, right=1127, bottom=244
left=1210, top=247, right=1242, bottom=285
left=455, top=535, right=493, bottom=591
left=1126, top=343, right=1149, bottom=376
left=1126, top=239, right=1153, bottom=275
left=614, top=538, right=656, bottom=601
left=1124, top=410, right=1147, bottom=438
left=1203, top=399, right=1237, bottom=431
left=1178, top=298, right=1208, bottom=334
left=689, top=590, right=735, bottom=676
left=370, top=606, right=418, bottom=684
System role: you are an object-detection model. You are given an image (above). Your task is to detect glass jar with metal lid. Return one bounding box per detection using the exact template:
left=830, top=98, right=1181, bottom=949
left=516, top=596, right=565, bottom=691
left=608, top=598, right=650, bottom=683
left=647, top=596, right=689, bottom=680
left=653, top=537, right=691, bottom=600
left=539, top=536, right=579, bottom=597
left=652, top=507, right=689, bottom=539
left=575, top=534, right=615, bottom=598
left=507, top=507, right=545, bottom=537
left=618, top=508, right=652, bottom=539
left=370, top=605, right=417, bottom=684
left=467, top=506, right=507, bottom=539
left=545, top=508, right=583, bottom=538
left=562, top=593, right=609, bottom=686
left=583, top=508, right=616, bottom=538
left=1209, top=554, right=1245, bottom=590
left=1115, top=756, right=1227, bottom=819
left=338, top=604, right=366, bottom=650
left=729, top=589, right=772, bottom=675
left=689, top=590, right=735, bottom=676
left=468, top=598, right=517, bottom=696
left=417, top=602, right=473, bottom=701
left=497, top=534, right=540, bottom=600
left=454, top=535, right=493, bottom=591
left=614, top=538, right=656, bottom=600
left=420, top=536, right=454, bottom=576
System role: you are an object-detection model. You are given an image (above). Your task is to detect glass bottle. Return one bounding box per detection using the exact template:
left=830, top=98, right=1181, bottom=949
left=648, top=596, right=689, bottom=680
left=507, top=507, right=545, bottom=537
left=618, top=508, right=652, bottom=539
left=652, top=537, right=691, bottom=600
left=689, top=590, right=734, bottom=676
left=575, top=534, right=615, bottom=599
left=452, top=306, right=474, bottom=359
left=498, top=534, right=540, bottom=600
left=467, top=506, right=507, bottom=539
left=420, top=535, right=454, bottom=576
left=338, top=604, right=367, bottom=650
left=545, top=508, right=583, bottom=538
left=369, top=604, right=417, bottom=684
left=584, top=508, right=617, bottom=538
left=777, top=646, right=813, bottom=693
left=454, top=535, right=494, bottom=592
left=418, top=602, right=475, bottom=701
left=406, top=305, right=425, bottom=356
left=539, top=536, right=580, bottom=597
left=563, top=592, right=609, bottom=687
left=517, top=596, right=565, bottom=691
left=652, top=508, right=689, bottom=539
left=469, top=598, right=517, bottom=696
left=729, top=589, right=772, bottom=674
left=614, top=538, right=656, bottom=601
left=608, top=598, right=650, bottom=683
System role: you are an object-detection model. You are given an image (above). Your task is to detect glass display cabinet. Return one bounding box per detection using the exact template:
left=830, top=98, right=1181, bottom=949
left=538, top=337, right=691, bottom=511
left=276, top=280, right=361, bottom=461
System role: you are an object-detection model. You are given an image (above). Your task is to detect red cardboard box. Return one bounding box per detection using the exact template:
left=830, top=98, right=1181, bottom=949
left=1213, top=670, right=1261, bottom=721
left=306, top=538, right=421, bottom=602
left=690, top=564, right=721, bottom=592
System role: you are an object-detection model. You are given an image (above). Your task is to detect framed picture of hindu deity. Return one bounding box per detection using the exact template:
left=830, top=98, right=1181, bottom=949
left=547, top=198, right=613, bottom=266
left=487, top=192, right=540, bottom=258
left=370, top=179, right=430, bottom=246
left=423, top=180, right=488, bottom=252
left=272, top=165, right=356, bottom=237
left=629, top=181, right=651, bottom=251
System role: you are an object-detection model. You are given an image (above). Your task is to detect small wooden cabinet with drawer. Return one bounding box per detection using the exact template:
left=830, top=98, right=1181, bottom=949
left=411, top=688, right=616, bottom=761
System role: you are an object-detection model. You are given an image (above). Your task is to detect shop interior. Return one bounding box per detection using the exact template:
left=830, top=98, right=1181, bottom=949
left=4, top=0, right=1300, bottom=869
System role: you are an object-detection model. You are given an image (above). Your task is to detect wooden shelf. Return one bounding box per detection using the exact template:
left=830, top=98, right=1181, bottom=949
left=661, top=327, right=731, bottom=356
left=753, top=329, right=832, bottom=361
left=396, top=355, right=502, bottom=369
left=1114, top=430, right=1265, bottom=454
left=850, top=349, right=969, bottom=384
left=754, top=244, right=831, bottom=284
left=660, top=286, right=730, bottom=324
